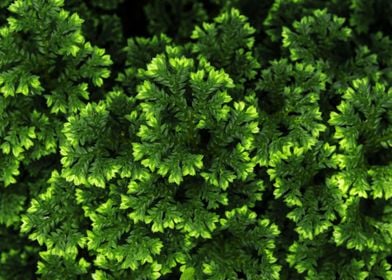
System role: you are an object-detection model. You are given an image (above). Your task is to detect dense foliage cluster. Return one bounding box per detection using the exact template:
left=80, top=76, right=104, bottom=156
left=1, top=0, right=392, bottom=279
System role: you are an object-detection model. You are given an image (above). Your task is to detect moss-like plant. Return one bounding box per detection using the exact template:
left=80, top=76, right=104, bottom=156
left=1, top=1, right=392, bottom=279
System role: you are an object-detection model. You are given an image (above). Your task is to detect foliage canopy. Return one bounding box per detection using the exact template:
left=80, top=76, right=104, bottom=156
left=1, top=0, right=392, bottom=279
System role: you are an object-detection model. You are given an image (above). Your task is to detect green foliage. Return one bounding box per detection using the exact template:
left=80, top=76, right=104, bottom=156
left=1, top=0, right=392, bottom=279
left=64, top=0, right=126, bottom=72
left=0, top=0, right=112, bottom=186
left=0, top=0, right=111, bottom=277
left=191, top=8, right=260, bottom=85
left=282, top=9, right=352, bottom=63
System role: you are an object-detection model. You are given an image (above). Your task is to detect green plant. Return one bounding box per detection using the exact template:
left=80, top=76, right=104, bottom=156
left=1, top=0, right=392, bottom=279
